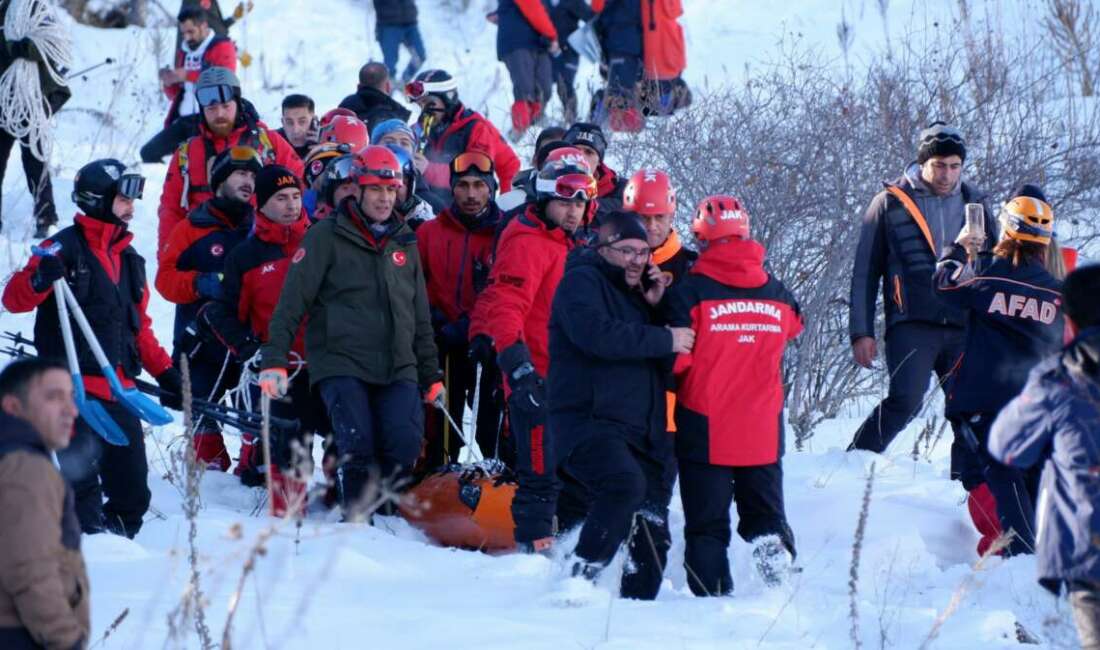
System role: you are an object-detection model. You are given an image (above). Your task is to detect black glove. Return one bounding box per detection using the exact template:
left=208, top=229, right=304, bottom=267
left=175, top=320, right=207, bottom=359
left=468, top=333, right=495, bottom=366
left=499, top=343, right=546, bottom=425
left=440, top=315, right=470, bottom=351
left=235, top=336, right=261, bottom=364
left=156, top=367, right=183, bottom=410
left=195, top=272, right=224, bottom=300
left=30, top=254, right=65, bottom=293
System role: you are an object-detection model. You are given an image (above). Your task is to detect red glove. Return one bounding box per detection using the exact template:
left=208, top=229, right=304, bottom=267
left=259, top=368, right=288, bottom=399
left=423, top=381, right=445, bottom=408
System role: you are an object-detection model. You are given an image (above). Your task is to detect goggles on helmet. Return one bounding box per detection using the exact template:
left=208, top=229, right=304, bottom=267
left=196, top=84, right=237, bottom=108
left=537, top=173, right=597, bottom=201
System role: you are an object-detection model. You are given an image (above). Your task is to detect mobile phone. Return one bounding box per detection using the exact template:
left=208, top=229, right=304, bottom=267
left=640, top=264, right=658, bottom=291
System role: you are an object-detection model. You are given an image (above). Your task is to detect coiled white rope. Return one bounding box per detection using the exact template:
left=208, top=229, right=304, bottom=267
left=0, top=0, right=72, bottom=161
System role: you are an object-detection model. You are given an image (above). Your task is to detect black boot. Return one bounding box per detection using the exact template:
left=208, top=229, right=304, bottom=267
left=339, top=464, right=374, bottom=522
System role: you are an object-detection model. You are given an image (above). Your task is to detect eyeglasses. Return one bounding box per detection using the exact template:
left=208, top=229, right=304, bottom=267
left=117, top=174, right=145, bottom=200
left=451, top=151, right=493, bottom=176
left=607, top=244, right=651, bottom=261
left=196, top=84, right=237, bottom=108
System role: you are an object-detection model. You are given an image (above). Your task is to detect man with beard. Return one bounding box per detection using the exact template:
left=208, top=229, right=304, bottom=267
left=141, top=7, right=237, bottom=163
left=157, top=66, right=302, bottom=252
left=467, top=151, right=595, bottom=552
left=417, top=152, right=504, bottom=467
left=260, top=146, right=443, bottom=518
left=157, top=147, right=259, bottom=470
left=2, top=160, right=180, bottom=537
left=550, top=211, right=692, bottom=599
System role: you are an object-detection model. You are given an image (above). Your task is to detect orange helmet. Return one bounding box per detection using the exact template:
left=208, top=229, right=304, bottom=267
left=319, top=115, right=370, bottom=153
left=693, top=195, right=750, bottom=243
left=353, top=145, right=404, bottom=188
left=623, top=169, right=675, bottom=216
left=1000, top=195, right=1054, bottom=245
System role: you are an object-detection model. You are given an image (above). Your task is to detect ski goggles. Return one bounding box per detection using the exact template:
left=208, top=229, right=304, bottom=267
left=117, top=173, right=145, bottom=200
left=196, top=84, right=238, bottom=108
left=354, top=165, right=403, bottom=187
left=536, top=173, right=598, bottom=201
left=450, top=152, right=493, bottom=176
left=404, top=78, right=458, bottom=101
left=325, top=155, right=359, bottom=181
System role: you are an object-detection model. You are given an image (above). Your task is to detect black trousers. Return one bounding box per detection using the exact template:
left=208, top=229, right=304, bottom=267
left=510, top=409, right=558, bottom=544
left=318, top=377, right=423, bottom=508
left=561, top=434, right=674, bottom=600
left=424, top=344, right=507, bottom=469
left=679, top=459, right=795, bottom=597
left=140, top=114, right=201, bottom=163
left=58, top=398, right=150, bottom=538
left=0, top=129, right=57, bottom=232
left=606, top=54, right=641, bottom=103
left=850, top=322, right=966, bottom=453
left=176, top=341, right=240, bottom=435
left=247, top=370, right=330, bottom=470
left=552, top=50, right=581, bottom=124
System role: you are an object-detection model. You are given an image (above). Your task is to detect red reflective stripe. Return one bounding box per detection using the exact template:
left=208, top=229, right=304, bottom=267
left=531, top=425, right=545, bottom=475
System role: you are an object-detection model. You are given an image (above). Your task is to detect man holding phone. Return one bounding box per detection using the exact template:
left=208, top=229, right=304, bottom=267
left=847, top=123, right=997, bottom=472
left=276, top=94, right=319, bottom=159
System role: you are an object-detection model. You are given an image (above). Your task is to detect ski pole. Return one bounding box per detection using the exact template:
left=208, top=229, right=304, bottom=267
left=66, top=58, right=114, bottom=80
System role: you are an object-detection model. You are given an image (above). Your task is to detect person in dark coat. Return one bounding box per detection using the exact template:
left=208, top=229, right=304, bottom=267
left=847, top=123, right=997, bottom=482
left=591, top=0, right=644, bottom=131
left=489, top=0, right=559, bottom=138
left=338, top=62, right=413, bottom=133
left=548, top=0, right=595, bottom=124
left=372, top=0, right=426, bottom=83
left=935, top=185, right=1064, bottom=556
left=989, top=264, right=1100, bottom=649
left=0, top=358, right=89, bottom=650
left=549, top=211, right=693, bottom=599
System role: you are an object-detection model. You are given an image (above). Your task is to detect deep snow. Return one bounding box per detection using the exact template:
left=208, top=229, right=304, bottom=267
left=0, top=0, right=1085, bottom=647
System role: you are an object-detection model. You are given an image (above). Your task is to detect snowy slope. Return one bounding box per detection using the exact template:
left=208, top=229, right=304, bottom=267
left=0, top=0, right=1083, bottom=648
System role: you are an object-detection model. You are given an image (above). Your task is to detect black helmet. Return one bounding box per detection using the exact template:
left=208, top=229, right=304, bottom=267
left=71, top=159, right=145, bottom=222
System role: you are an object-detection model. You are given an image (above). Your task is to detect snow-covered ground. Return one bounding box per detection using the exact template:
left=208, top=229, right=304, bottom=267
left=0, top=0, right=1084, bottom=647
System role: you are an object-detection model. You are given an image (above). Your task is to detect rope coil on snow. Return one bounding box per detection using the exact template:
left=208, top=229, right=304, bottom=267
left=0, top=0, right=73, bottom=161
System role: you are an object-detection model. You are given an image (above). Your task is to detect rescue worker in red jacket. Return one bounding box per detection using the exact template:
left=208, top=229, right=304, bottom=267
left=141, top=6, right=238, bottom=163
left=156, top=147, right=259, bottom=470
left=417, top=152, right=505, bottom=467
left=468, top=149, right=596, bottom=552
left=2, top=159, right=180, bottom=538
left=203, top=165, right=328, bottom=515
left=666, top=195, right=802, bottom=596
left=405, top=69, right=521, bottom=196
left=157, top=66, right=302, bottom=252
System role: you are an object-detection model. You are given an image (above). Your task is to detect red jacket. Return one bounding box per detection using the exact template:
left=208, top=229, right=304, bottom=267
left=641, top=0, right=686, bottom=80
left=667, top=239, right=802, bottom=466
left=204, top=211, right=310, bottom=358
left=422, top=105, right=520, bottom=194
left=162, top=34, right=237, bottom=126
left=2, top=216, right=172, bottom=401
left=157, top=115, right=302, bottom=253
left=416, top=206, right=500, bottom=323
left=469, top=206, right=575, bottom=376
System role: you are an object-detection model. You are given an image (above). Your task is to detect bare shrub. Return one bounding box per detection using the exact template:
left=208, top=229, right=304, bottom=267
left=1046, top=0, right=1098, bottom=97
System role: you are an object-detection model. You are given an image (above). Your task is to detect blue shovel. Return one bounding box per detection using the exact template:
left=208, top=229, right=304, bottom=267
left=57, top=280, right=174, bottom=427
left=53, top=278, right=129, bottom=446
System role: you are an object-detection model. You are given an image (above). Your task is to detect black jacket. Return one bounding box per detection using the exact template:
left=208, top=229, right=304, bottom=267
left=547, top=248, right=673, bottom=457
left=593, top=0, right=643, bottom=58
left=934, top=243, right=1064, bottom=416
left=849, top=168, right=995, bottom=341
left=373, top=0, right=418, bottom=25
left=338, top=86, right=412, bottom=133
left=549, top=0, right=595, bottom=56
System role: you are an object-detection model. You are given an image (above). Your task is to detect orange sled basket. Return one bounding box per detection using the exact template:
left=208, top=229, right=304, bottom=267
left=400, top=462, right=517, bottom=552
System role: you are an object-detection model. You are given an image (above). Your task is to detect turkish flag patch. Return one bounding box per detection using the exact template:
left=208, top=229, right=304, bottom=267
left=392, top=251, right=407, bottom=267
left=210, top=243, right=224, bottom=257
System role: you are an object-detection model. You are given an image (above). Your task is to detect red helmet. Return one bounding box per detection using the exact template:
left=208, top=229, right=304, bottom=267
left=693, top=195, right=750, bottom=243
left=319, top=115, right=370, bottom=153
left=542, top=146, right=592, bottom=175
left=353, top=145, right=404, bottom=188
left=320, top=107, right=357, bottom=127
left=535, top=150, right=596, bottom=203
left=623, top=169, right=675, bottom=216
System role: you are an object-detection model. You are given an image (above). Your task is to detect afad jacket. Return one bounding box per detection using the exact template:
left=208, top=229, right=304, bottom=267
left=2, top=216, right=172, bottom=401
left=469, top=205, right=577, bottom=378
left=261, top=200, right=442, bottom=390
left=934, top=243, right=1063, bottom=417
left=666, top=238, right=803, bottom=466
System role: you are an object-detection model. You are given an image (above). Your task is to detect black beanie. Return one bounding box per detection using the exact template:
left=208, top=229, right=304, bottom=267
left=600, top=211, right=648, bottom=245
left=1011, top=183, right=1048, bottom=204
left=255, top=165, right=301, bottom=208
left=917, top=121, right=967, bottom=164
left=564, top=122, right=608, bottom=161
